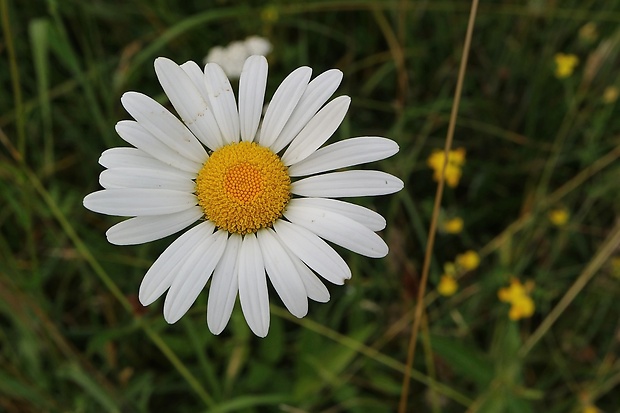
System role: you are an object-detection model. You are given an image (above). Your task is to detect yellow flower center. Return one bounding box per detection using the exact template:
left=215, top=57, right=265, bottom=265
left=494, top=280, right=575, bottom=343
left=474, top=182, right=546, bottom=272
left=195, top=142, right=290, bottom=234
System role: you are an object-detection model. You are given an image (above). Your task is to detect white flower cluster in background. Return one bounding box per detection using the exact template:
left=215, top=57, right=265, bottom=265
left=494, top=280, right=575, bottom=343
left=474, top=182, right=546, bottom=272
left=204, top=36, right=272, bottom=78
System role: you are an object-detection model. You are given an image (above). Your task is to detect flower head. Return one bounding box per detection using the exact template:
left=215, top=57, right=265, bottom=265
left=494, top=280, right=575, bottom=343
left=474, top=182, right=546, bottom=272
left=456, top=250, right=480, bottom=271
left=83, top=56, right=403, bottom=337
left=437, top=275, right=458, bottom=296
left=427, top=148, right=466, bottom=187
left=204, top=36, right=272, bottom=78
left=603, top=86, right=619, bottom=104
left=548, top=207, right=569, bottom=227
left=498, top=278, right=535, bottom=320
left=441, top=217, right=463, bottom=234
left=554, top=53, right=579, bottom=79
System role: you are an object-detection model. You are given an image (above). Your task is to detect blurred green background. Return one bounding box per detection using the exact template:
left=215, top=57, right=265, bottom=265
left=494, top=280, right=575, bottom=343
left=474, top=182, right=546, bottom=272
left=1, top=0, right=619, bottom=412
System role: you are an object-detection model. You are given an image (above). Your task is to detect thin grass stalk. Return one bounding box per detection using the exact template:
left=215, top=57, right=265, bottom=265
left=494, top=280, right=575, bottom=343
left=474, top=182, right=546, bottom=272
left=271, top=305, right=472, bottom=406
left=0, top=128, right=216, bottom=408
left=371, top=6, right=409, bottom=109
left=398, top=0, right=479, bottom=411
left=519, top=220, right=620, bottom=357
left=1, top=0, right=25, bottom=155
left=1, top=0, right=39, bottom=274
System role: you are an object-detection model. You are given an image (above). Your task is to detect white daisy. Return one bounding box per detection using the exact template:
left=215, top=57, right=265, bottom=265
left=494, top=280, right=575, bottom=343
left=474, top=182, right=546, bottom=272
left=83, top=55, right=403, bottom=337
left=204, top=36, right=272, bottom=79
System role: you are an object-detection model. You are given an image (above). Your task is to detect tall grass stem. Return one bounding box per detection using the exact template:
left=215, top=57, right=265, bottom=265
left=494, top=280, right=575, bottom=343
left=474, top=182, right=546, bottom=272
left=398, top=0, right=479, bottom=411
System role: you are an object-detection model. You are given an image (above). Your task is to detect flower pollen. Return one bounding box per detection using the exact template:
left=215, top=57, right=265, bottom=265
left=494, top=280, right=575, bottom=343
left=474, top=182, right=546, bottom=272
left=196, top=142, right=290, bottom=234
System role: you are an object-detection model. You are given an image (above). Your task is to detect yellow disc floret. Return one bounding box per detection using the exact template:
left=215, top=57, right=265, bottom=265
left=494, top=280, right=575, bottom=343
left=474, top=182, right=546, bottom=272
left=195, top=142, right=290, bottom=234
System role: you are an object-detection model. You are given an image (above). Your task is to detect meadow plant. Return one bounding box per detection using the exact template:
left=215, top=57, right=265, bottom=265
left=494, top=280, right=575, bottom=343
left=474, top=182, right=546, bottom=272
left=1, top=1, right=618, bottom=412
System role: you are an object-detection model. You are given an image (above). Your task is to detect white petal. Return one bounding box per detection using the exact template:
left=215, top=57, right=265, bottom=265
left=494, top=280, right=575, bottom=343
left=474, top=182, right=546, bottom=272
left=106, top=207, right=203, bottom=245
left=83, top=188, right=197, bottom=217
left=238, top=56, right=268, bottom=142
left=204, top=63, right=240, bottom=144
left=180, top=61, right=210, bottom=102
left=289, top=198, right=386, bottom=231
left=99, top=167, right=195, bottom=191
left=259, top=66, right=312, bottom=148
left=291, top=170, right=404, bottom=198
left=121, top=92, right=207, bottom=164
left=281, top=96, right=350, bottom=166
left=98, top=148, right=196, bottom=179
left=207, top=233, right=241, bottom=335
left=284, top=202, right=388, bottom=258
left=139, top=221, right=215, bottom=306
left=273, top=219, right=350, bottom=285
left=288, top=137, right=399, bottom=177
left=155, top=57, right=225, bottom=151
left=164, top=229, right=228, bottom=324
left=99, top=147, right=149, bottom=167
left=278, top=237, right=330, bottom=303
left=115, top=120, right=202, bottom=173
left=257, top=228, right=308, bottom=318
left=238, top=233, right=270, bottom=337
left=271, top=69, right=344, bottom=153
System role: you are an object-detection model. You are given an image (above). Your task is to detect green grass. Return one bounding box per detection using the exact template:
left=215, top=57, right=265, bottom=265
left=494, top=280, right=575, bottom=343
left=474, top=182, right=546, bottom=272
left=1, top=0, right=620, bottom=412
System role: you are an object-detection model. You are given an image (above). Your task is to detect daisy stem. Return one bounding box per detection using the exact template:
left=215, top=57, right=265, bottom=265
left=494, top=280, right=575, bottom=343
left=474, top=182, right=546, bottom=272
left=398, top=0, right=479, bottom=411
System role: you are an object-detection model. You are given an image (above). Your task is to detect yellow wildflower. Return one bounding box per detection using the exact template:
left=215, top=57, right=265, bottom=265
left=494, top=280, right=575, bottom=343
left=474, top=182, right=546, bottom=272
left=508, top=295, right=535, bottom=320
left=554, top=53, right=579, bottom=78
left=578, top=22, right=598, bottom=42
left=437, top=275, right=458, bottom=296
left=442, top=217, right=464, bottom=234
left=427, top=148, right=466, bottom=187
left=549, top=208, right=569, bottom=227
left=456, top=250, right=480, bottom=271
left=603, top=86, right=619, bottom=104
left=498, top=278, right=535, bottom=321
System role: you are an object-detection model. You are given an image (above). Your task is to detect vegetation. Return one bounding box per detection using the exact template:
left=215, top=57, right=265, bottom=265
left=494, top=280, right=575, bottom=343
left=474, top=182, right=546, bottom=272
left=1, top=0, right=619, bottom=411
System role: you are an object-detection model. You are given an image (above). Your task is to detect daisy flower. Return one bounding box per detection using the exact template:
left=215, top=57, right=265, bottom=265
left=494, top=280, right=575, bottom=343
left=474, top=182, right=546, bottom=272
left=83, top=55, right=403, bottom=337
left=204, top=36, right=272, bottom=78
